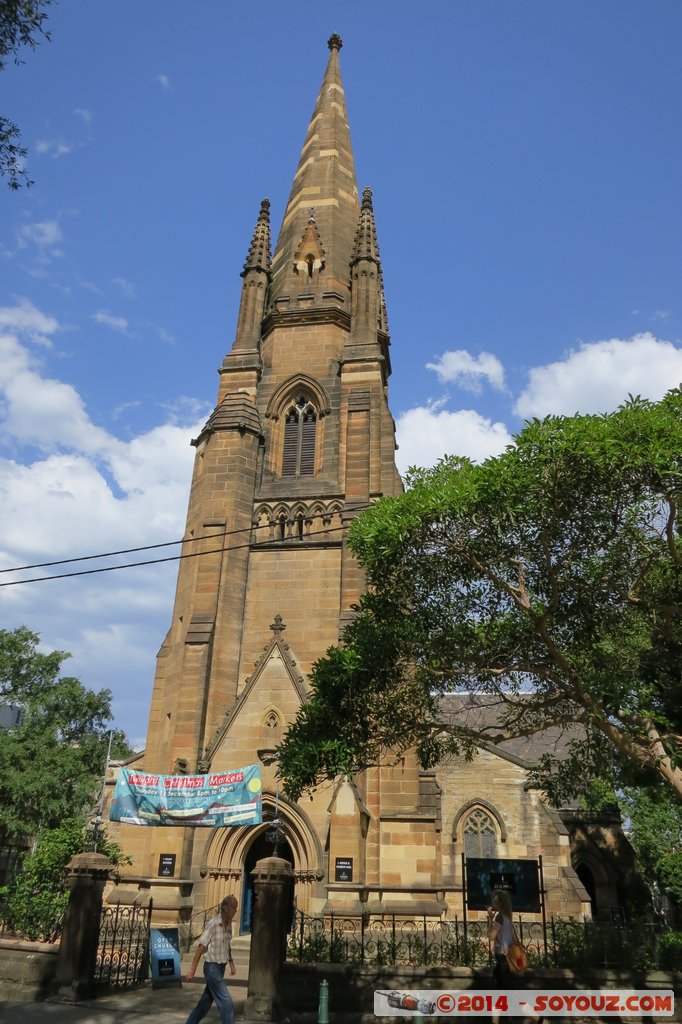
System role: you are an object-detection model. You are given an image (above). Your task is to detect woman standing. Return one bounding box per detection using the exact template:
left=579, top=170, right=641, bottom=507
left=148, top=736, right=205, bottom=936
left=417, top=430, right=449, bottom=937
left=487, top=889, right=516, bottom=1024
left=487, top=888, right=515, bottom=988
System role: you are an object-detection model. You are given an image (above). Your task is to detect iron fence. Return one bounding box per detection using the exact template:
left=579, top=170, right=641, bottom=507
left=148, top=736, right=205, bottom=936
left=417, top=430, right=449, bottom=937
left=93, top=901, right=152, bottom=989
left=287, top=909, right=673, bottom=971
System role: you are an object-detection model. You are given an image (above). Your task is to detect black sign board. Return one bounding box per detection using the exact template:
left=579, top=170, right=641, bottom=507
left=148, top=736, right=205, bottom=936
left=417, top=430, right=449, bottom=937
left=158, top=853, right=176, bottom=878
left=335, top=857, right=353, bottom=882
left=466, top=858, right=540, bottom=912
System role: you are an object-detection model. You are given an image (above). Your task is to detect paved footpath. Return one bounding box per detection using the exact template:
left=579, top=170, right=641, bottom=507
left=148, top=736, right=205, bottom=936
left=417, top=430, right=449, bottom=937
left=0, top=975, right=247, bottom=1023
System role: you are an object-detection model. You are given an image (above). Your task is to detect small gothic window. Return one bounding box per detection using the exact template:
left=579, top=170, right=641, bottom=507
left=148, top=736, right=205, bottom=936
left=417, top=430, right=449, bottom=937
left=262, top=710, right=281, bottom=743
left=463, top=808, right=498, bottom=859
left=282, top=396, right=317, bottom=477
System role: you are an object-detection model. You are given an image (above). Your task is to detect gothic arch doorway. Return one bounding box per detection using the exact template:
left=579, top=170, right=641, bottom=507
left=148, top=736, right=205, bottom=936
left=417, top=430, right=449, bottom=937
left=240, top=829, right=295, bottom=934
left=200, top=790, right=324, bottom=933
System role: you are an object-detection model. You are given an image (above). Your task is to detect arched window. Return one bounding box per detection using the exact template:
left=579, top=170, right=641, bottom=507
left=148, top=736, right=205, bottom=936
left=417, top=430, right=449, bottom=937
left=282, top=396, right=317, bottom=477
left=463, top=808, right=498, bottom=859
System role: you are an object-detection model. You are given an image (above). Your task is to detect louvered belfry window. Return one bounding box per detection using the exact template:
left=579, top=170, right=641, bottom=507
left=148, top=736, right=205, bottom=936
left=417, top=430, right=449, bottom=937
left=282, top=397, right=316, bottom=477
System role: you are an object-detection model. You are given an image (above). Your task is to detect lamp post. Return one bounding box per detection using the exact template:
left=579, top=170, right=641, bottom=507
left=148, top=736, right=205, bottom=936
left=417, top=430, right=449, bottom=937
left=92, top=729, right=113, bottom=851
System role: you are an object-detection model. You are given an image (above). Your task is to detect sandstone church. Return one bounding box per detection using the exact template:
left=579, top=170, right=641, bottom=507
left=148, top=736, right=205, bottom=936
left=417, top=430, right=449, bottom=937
left=108, top=36, right=635, bottom=939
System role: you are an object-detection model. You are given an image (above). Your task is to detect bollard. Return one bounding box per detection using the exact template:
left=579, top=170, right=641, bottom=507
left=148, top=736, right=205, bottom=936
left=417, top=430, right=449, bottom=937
left=318, top=978, right=329, bottom=1024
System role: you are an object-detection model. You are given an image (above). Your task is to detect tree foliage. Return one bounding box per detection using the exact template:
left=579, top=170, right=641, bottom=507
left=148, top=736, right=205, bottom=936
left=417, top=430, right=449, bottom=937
left=0, top=626, right=131, bottom=839
left=621, top=786, right=682, bottom=905
left=278, top=390, right=682, bottom=802
left=0, top=817, right=126, bottom=941
left=0, top=0, right=53, bottom=188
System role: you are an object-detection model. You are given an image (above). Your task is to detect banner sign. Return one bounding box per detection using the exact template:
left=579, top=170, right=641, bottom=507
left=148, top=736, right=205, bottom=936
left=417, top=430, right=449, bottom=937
left=109, top=764, right=262, bottom=827
left=150, top=927, right=181, bottom=986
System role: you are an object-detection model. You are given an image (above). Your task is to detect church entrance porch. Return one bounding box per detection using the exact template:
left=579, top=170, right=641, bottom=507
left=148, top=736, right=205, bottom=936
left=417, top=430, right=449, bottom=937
left=240, top=828, right=294, bottom=933
left=198, top=792, right=325, bottom=934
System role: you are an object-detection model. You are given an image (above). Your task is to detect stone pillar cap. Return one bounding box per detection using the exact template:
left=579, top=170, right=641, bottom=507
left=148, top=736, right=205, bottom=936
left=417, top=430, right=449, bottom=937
left=67, top=851, right=114, bottom=875
left=251, top=856, right=294, bottom=880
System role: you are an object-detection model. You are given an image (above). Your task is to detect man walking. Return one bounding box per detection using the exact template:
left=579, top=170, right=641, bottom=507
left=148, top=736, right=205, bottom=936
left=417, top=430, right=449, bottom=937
left=185, top=895, right=238, bottom=1024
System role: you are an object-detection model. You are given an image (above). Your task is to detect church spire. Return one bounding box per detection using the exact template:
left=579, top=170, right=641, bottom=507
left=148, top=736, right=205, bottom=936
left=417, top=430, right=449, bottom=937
left=243, top=197, right=272, bottom=274
left=269, top=36, right=360, bottom=311
left=225, top=197, right=271, bottom=364
left=346, top=185, right=390, bottom=372
left=351, top=187, right=381, bottom=266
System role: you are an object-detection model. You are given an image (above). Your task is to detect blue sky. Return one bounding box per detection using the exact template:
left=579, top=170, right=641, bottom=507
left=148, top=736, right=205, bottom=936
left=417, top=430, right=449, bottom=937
left=1, top=1, right=681, bottom=747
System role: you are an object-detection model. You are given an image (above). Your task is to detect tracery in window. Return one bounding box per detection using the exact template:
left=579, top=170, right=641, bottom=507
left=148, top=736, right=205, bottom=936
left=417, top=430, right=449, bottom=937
left=263, top=710, right=281, bottom=741
left=462, top=807, right=498, bottom=859
left=282, top=396, right=317, bottom=477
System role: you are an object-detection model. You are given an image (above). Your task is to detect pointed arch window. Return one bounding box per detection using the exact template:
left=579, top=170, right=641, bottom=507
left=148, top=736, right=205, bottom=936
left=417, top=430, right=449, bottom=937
left=282, top=396, right=317, bottom=477
left=462, top=808, right=498, bottom=859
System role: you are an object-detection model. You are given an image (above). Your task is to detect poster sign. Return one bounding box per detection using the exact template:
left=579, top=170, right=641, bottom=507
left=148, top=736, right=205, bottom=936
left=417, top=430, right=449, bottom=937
left=150, top=928, right=181, bottom=987
left=110, top=764, right=262, bottom=827
left=466, top=858, right=540, bottom=912
left=335, top=857, right=353, bottom=882
left=158, top=853, right=176, bottom=877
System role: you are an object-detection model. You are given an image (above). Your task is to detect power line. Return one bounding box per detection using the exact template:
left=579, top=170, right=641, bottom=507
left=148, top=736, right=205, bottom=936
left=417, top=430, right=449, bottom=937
left=0, top=526, right=234, bottom=574
left=0, top=521, right=351, bottom=589
left=0, top=505, right=369, bottom=577
left=1, top=531, right=221, bottom=574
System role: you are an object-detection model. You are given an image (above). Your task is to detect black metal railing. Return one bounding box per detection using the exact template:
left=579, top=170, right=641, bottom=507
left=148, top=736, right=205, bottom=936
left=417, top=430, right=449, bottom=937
left=288, top=910, right=491, bottom=967
left=93, top=900, right=152, bottom=988
left=287, top=909, right=678, bottom=971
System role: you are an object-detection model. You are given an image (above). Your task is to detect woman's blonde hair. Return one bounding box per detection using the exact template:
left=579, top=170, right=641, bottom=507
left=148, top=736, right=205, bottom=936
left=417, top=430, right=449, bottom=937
left=491, top=888, right=512, bottom=919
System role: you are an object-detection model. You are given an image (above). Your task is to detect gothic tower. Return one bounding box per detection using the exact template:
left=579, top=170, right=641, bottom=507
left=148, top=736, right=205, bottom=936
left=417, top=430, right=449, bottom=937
left=114, top=36, right=415, bottom=928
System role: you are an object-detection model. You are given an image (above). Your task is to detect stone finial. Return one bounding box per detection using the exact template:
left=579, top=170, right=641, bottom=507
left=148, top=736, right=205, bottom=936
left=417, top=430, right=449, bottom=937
left=327, top=33, right=343, bottom=51
left=351, top=184, right=381, bottom=265
left=269, top=614, right=286, bottom=634
left=242, top=196, right=272, bottom=275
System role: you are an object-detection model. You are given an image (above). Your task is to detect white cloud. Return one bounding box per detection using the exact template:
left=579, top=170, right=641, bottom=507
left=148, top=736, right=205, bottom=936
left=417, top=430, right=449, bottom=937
left=35, top=138, right=74, bottom=159
left=92, top=310, right=130, bottom=334
left=0, top=298, right=58, bottom=344
left=395, top=403, right=513, bottom=473
left=154, top=324, right=175, bottom=346
left=514, top=333, right=682, bottom=418
left=19, top=219, right=63, bottom=251
left=0, top=304, right=206, bottom=742
left=112, top=276, right=135, bottom=298
left=74, top=107, right=93, bottom=126
left=157, top=74, right=172, bottom=91
left=426, top=349, right=506, bottom=394
left=0, top=333, right=117, bottom=455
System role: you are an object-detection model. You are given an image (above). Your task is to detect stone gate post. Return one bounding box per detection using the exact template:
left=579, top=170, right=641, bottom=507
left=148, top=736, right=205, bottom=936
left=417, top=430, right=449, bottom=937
left=52, top=851, right=113, bottom=1001
left=243, top=855, right=293, bottom=1024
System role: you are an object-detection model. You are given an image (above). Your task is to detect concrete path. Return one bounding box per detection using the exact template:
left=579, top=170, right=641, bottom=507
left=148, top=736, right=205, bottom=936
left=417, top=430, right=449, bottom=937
left=0, top=978, right=246, bottom=1024
left=0, top=940, right=251, bottom=1024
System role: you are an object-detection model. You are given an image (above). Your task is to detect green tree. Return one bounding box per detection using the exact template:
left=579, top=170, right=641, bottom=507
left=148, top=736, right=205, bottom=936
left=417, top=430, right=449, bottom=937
left=0, top=0, right=54, bottom=188
left=278, top=390, right=682, bottom=802
left=0, top=817, right=126, bottom=941
left=621, top=786, right=682, bottom=906
left=0, top=626, right=131, bottom=839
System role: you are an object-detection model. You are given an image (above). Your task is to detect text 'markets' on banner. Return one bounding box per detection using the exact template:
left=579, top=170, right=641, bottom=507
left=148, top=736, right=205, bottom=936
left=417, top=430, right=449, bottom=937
left=109, top=764, right=262, bottom=827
